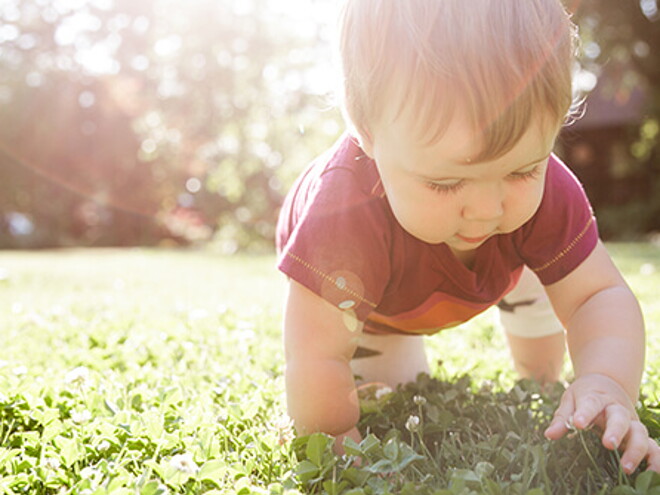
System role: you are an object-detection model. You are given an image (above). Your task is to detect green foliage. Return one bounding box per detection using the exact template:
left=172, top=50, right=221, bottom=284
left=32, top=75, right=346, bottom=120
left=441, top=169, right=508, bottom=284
left=0, top=246, right=660, bottom=494
left=0, top=249, right=294, bottom=493
left=294, top=377, right=660, bottom=494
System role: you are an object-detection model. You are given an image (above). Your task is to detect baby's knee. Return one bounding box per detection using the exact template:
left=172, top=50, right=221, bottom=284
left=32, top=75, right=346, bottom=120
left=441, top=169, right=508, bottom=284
left=506, top=332, right=566, bottom=384
left=350, top=333, right=429, bottom=387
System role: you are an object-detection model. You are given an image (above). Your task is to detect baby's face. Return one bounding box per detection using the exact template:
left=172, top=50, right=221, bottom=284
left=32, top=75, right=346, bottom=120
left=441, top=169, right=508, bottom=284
left=362, top=115, right=558, bottom=254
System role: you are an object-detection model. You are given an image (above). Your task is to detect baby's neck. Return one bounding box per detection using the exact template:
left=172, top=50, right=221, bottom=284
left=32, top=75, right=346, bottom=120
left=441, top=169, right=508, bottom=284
left=449, top=247, right=477, bottom=269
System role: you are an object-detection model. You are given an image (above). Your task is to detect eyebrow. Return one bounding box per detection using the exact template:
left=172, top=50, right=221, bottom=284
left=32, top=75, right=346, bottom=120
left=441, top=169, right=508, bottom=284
left=510, top=152, right=552, bottom=171
left=459, top=152, right=552, bottom=169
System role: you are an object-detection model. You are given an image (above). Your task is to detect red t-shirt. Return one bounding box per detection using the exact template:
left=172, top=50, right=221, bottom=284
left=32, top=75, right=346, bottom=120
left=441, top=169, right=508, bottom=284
left=276, top=134, right=598, bottom=335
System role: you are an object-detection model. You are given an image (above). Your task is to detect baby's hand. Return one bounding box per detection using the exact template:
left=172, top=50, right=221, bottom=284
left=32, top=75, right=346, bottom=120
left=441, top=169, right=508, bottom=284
left=544, top=373, right=660, bottom=474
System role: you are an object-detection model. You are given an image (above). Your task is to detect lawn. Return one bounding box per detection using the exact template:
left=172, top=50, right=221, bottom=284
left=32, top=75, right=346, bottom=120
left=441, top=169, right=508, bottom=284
left=0, top=244, right=658, bottom=494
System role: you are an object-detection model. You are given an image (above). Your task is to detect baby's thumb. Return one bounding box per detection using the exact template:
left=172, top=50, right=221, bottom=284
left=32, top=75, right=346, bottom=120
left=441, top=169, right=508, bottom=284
left=544, top=392, right=575, bottom=440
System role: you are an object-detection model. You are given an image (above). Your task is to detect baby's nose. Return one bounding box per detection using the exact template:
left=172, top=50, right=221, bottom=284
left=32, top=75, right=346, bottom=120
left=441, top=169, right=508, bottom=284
left=461, top=182, right=504, bottom=221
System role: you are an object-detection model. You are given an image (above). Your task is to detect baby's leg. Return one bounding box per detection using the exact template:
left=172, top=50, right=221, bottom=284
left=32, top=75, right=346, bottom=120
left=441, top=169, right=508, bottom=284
left=498, top=266, right=566, bottom=384
left=351, top=332, right=429, bottom=388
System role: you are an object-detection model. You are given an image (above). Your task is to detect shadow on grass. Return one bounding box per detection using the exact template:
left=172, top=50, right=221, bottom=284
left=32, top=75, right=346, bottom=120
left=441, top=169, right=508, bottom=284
left=293, top=374, right=660, bottom=494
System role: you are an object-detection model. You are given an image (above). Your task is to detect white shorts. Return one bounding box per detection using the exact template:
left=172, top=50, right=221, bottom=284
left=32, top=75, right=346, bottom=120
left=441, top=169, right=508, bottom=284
left=496, top=266, right=564, bottom=338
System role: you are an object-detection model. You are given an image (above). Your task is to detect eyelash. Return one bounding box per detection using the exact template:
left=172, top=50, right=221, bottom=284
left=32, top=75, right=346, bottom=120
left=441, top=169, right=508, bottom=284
left=425, top=164, right=544, bottom=195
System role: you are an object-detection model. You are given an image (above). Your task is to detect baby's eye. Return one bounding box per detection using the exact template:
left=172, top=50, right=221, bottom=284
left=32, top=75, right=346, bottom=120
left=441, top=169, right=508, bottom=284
left=508, top=163, right=543, bottom=182
left=425, top=179, right=465, bottom=195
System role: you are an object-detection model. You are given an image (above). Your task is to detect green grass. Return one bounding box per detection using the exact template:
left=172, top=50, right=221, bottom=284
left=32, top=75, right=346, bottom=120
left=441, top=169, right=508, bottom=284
left=0, top=244, right=658, bottom=494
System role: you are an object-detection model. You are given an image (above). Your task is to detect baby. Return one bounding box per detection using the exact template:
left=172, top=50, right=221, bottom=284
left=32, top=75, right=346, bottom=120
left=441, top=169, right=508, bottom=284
left=276, top=0, right=660, bottom=473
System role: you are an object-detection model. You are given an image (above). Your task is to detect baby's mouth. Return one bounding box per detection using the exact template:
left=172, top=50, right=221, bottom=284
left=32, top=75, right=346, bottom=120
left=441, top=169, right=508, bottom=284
left=455, top=233, right=491, bottom=244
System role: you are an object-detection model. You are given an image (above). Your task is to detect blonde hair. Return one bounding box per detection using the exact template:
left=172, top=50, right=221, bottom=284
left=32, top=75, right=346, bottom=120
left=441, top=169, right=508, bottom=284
left=339, top=0, right=579, bottom=161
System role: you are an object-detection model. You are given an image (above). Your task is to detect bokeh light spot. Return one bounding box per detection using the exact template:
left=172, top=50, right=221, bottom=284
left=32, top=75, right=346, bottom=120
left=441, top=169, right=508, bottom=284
left=130, top=55, right=149, bottom=71
left=26, top=72, right=44, bottom=87
left=0, top=24, right=20, bottom=43
left=78, top=90, right=96, bottom=108
left=338, top=300, right=356, bottom=310
left=141, top=139, right=157, bottom=154
left=185, top=177, right=202, bottom=194
left=641, top=0, right=659, bottom=20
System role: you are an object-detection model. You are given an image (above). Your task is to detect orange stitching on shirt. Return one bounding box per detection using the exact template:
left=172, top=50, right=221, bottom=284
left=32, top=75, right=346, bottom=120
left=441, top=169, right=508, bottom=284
left=370, top=178, right=386, bottom=198
left=285, top=252, right=377, bottom=307
left=370, top=180, right=380, bottom=196
left=531, top=216, right=595, bottom=274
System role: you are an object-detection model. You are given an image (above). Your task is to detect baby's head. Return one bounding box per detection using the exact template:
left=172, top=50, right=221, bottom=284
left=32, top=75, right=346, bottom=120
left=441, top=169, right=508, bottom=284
left=338, top=0, right=578, bottom=161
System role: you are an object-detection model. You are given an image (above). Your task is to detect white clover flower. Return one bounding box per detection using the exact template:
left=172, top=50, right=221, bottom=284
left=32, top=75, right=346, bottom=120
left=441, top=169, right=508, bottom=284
left=50, top=305, right=65, bottom=316
left=405, top=415, right=420, bottom=432
left=65, top=366, right=90, bottom=387
left=154, top=485, right=169, bottom=495
left=188, top=308, right=209, bottom=321
left=413, top=395, right=427, bottom=406
left=270, top=413, right=293, bottom=430
left=269, top=414, right=295, bottom=445
left=71, top=409, right=92, bottom=424
left=148, top=485, right=169, bottom=495
left=169, top=453, right=199, bottom=474
left=238, top=329, right=256, bottom=342
left=97, top=440, right=111, bottom=452
left=80, top=466, right=98, bottom=479
left=640, top=263, right=656, bottom=276
left=375, top=386, right=393, bottom=400
left=43, top=457, right=61, bottom=470
left=12, top=365, right=27, bottom=376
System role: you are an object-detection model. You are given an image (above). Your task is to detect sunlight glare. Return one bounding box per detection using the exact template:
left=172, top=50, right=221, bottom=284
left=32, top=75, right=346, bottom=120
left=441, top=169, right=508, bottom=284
left=154, top=35, right=182, bottom=58
left=0, top=24, right=19, bottom=43
left=186, top=178, right=202, bottom=194
left=640, top=0, right=659, bottom=20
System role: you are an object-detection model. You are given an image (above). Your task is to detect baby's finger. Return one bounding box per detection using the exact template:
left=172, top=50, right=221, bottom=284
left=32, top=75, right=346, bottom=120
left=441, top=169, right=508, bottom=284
left=544, top=393, right=575, bottom=440
left=572, top=392, right=608, bottom=430
left=544, top=419, right=569, bottom=440
left=645, top=439, right=660, bottom=473
left=619, top=421, right=650, bottom=475
left=544, top=419, right=568, bottom=440
left=600, top=403, right=632, bottom=450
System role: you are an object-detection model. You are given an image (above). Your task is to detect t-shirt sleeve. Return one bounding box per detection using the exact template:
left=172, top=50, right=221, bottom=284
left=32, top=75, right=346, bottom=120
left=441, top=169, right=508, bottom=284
left=277, top=167, right=391, bottom=321
left=517, top=154, right=599, bottom=285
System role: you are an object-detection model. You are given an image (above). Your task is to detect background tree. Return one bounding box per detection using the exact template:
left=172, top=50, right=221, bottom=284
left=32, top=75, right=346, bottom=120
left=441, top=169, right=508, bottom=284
left=564, top=0, right=660, bottom=237
left=0, top=0, right=342, bottom=249
left=1, top=0, right=657, bottom=249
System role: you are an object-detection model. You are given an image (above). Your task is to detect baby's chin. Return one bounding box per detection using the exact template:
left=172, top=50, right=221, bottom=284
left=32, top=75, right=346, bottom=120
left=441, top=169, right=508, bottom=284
left=404, top=229, right=452, bottom=245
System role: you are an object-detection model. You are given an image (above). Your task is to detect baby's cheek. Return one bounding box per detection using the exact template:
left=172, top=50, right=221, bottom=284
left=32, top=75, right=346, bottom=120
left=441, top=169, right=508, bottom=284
left=527, top=183, right=546, bottom=216
left=516, top=183, right=544, bottom=214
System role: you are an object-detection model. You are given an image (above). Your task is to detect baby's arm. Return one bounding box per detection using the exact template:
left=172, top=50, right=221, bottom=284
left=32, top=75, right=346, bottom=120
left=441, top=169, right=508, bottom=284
left=283, top=279, right=364, bottom=451
left=543, top=241, right=660, bottom=472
